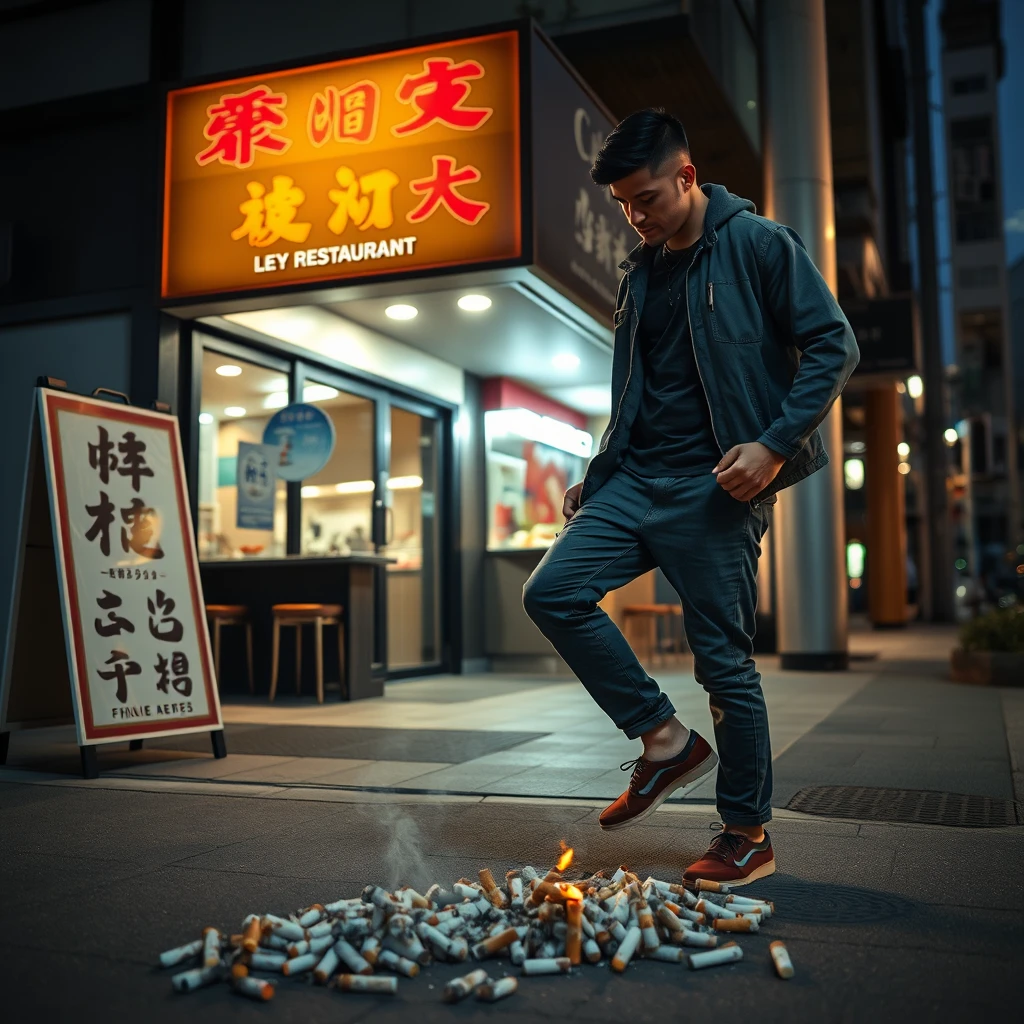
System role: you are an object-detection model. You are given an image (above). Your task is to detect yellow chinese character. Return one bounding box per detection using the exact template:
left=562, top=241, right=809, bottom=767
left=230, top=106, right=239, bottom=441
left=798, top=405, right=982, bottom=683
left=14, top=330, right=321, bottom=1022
left=230, top=175, right=311, bottom=247
left=327, top=166, right=398, bottom=235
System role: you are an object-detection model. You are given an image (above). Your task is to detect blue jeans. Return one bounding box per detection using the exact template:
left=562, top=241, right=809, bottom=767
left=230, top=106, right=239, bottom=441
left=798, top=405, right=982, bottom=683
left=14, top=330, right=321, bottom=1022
left=523, top=466, right=773, bottom=825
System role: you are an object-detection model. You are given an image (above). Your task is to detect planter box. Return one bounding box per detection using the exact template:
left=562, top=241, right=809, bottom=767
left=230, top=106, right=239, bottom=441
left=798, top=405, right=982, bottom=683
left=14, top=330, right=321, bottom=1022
left=950, top=647, right=1024, bottom=687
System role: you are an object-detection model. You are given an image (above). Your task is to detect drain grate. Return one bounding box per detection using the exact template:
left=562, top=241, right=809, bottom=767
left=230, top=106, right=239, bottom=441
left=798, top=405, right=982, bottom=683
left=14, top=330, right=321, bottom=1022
left=787, top=785, right=1020, bottom=827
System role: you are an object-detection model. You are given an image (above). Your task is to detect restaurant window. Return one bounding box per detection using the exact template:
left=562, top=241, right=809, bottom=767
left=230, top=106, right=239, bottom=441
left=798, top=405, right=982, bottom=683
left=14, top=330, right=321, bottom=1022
left=299, top=381, right=376, bottom=555
left=485, top=409, right=592, bottom=551
left=197, top=350, right=287, bottom=560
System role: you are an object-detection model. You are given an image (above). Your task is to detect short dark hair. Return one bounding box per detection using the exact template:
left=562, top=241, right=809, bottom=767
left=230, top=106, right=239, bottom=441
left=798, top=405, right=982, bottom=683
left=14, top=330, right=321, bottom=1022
left=590, top=108, right=690, bottom=186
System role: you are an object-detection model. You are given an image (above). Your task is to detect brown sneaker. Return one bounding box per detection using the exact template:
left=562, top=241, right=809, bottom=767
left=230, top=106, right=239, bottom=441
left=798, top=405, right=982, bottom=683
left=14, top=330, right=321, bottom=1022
left=683, top=826, right=776, bottom=887
left=599, top=730, right=718, bottom=831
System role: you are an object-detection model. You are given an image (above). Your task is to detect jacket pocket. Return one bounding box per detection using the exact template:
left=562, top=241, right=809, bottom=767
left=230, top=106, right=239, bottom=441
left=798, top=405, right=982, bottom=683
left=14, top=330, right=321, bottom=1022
left=708, top=279, right=763, bottom=345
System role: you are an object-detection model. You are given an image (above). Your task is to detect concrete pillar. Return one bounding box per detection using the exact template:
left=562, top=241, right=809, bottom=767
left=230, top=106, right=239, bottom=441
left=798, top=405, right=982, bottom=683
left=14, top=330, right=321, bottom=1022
left=762, top=0, right=849, bottom=670
left=865, top=385, right=908, bottom=626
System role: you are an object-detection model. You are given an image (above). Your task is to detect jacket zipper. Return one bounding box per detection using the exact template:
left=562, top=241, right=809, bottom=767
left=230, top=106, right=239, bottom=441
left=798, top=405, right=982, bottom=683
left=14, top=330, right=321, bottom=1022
left=687, top=252, right=725, bottom=457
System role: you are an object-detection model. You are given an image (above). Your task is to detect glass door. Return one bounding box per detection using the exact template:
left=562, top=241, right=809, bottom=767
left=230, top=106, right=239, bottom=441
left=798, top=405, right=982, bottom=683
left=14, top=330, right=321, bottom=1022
left=382, top=403, right=442, bottom=671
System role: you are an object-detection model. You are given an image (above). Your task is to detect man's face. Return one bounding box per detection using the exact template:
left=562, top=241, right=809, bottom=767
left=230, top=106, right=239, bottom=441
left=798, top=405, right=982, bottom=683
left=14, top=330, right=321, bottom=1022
left=609, top=155, right=695, bottom=247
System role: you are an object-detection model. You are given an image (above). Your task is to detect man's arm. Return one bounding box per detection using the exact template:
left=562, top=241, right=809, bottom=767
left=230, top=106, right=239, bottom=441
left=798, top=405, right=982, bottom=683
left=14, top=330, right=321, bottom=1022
left=754, top=225, right=860, bottom=459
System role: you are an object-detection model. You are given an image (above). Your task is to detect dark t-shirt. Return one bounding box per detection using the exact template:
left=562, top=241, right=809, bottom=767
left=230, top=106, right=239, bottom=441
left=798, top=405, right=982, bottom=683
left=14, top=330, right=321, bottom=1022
left=624, top=242, right=720, bottom=477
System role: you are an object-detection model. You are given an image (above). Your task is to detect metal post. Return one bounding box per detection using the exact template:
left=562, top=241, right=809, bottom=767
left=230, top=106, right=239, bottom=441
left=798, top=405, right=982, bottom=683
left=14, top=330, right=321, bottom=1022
left=906, top=0, right=954, bottom=621
left=761, top=0, right=849, bottom=669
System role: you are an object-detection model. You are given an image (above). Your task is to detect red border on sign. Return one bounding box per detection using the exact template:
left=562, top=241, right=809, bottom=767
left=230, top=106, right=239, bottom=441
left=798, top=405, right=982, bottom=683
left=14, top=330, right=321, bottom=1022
left=44, top=395, right=220, bottom=740
left=160, top=30, right=522, bottom=300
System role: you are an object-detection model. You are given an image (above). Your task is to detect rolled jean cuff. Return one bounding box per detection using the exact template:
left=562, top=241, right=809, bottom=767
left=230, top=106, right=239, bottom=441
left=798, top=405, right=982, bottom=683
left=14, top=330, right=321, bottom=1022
left=621, top=694, right=676, bottom=741
left=717, top=809, right=773, bottom=826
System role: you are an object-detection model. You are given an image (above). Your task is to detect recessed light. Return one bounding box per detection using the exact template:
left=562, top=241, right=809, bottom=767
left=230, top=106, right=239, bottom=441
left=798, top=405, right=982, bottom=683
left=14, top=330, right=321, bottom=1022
left=385, top=303, right=418, bottom=321
left=387, top=475, right=424, bottom=490
left=335, top=480, right=375, bottom=494
left=216, top=364, right=242, bottom=377
left=263, top=391, right=288, bottom=409
left=458, top=294, right=492, bottom=312
left=198, top=412, right=214, bottom=425
left=552, top=353, right=581, bottom=370
left=224, top=406, right=246, bottom=417
left=303, top=384, right=339, bottom=402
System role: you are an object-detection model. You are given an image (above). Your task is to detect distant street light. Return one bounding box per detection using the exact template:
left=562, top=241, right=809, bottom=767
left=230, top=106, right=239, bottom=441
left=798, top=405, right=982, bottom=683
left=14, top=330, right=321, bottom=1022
left=907, top=375, right=924, bottom=399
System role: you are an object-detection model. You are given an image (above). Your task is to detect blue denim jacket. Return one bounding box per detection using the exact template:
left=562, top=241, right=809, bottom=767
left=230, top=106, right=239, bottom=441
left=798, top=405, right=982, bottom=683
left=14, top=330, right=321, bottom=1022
left=582, top=183, right=860, bottom=507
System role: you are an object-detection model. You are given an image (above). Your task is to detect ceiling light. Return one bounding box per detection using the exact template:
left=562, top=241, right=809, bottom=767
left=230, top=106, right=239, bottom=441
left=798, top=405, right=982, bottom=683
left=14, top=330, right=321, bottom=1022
left=216, top=364, right=242, bottom=377
left=198, top=412, right=214, bottom=425
left=224, top=406, right=246, bottom=417
left=301, top=486, right=321, bottom=498
left=897, top=442, right=910, bottom=458
left=303, top=384, right=339, bottom=403
left=335, top=480, right=375, bottom=494
left=385, top=303, right=418, bottom=321
left=458, top=294, right=492, bottom=312
left=552, top=353, right=581, bottom=371
left=944, top=428, right=959, bottom=446
left=486, top=408, right=593, bottom=459
left=387, top=475, right=423, bottom=490
left=906, top=375, right=924, bottom=399
left=263, top=391, right=288, bottom=409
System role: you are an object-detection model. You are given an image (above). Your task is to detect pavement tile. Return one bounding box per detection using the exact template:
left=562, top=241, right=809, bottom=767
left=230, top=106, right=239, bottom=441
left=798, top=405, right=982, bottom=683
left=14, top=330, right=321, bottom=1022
left=306, top=760, right=452, bottom=786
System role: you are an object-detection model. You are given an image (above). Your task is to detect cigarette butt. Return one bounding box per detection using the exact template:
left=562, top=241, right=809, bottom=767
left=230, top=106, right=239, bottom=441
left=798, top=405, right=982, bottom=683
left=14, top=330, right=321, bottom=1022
left=454, top=882, right=482, bottom=900
left=383, top=933, right=430, bottom=965
left=366, top=886, right=397, bottom=911
left=343, top=918, right=370, bottom=941
left=201, top=928, right=221, bottom=969
left=583, top=937, right=602, bottom=963
left=281, top=953, right=317, bottom=976
left=308, top=919, right=334, bottom=938
left=417, top=921, right=457, bottom=960
left=770, top=941, right=794, bottom=979
left=159, top=939, right=203, bottom=969
left=637, top=907, right=659, bottom=951
left=695, top=878, right=730, bottom=894
left=388, top=913, right=414, bottom=938
left=521, top=866, right=540, bottom=882
left=479, top=868, right=508, bottom=908
left=337, top=974, right=398, bottom=995
left=443, top=967, right=489, bottom=1002
left=324, top=897, right=362, bottom=913
left=449, top=936, right=470, bottom=962
left=477, top=976, right=518, bottom=1002
left=249, top=952, right=287, bottom=971
left=287, top=940, right=310, bottom=958
left=231, top=962, right=248, bottom=980
left=263, top=916, right=306, bottom=942
left=260, top=933, right=291, bottom=952
left=656, top=906, right=686, bottom=933
left=472, top=926, right=518, bottom=960
left=298, top=904, right=325, bottom=928
left=538, top=900, right=565, bottom=922
left=228, top=934, right=243, bottom=948
left=611, top=926, right=642, bottom=973
left=233, top=976, right=274, bottom=1001
left=696, top=899, right=737, bottom=920
left=713, top=917, right=758, bottom=933
left=334, top=938, right=373, bottom=975
left=644, top=945, right=687, bottom=963
left=313, top=946, right=339, bottom=984
left=397, top=887, right=431, bottom=909
left=689, top=944, right=743, bottom=970
left=360, top=936, right=381, bottom=966
left=509, top=940, right=526, bottom=966
left=566, top=898, right=583, bottom=965
left=609, top=920, right=627, bottom=943
left=171, top=965, right=223, bottom=993
left=242, top=916, right=261, bottom=953
left=377, top=949, right=420, bottom=977
left=521, top=957, right=572, bottom=976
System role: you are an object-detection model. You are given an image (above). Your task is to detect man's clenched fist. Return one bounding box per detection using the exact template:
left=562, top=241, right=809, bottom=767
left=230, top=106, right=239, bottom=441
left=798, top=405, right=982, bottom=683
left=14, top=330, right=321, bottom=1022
left=713, top=442, right=786, bottom=502
left=562, top=481, right=584, bottom=522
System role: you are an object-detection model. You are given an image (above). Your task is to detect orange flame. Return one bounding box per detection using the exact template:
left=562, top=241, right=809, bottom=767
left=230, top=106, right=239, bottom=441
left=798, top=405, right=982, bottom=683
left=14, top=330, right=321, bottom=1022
left=563, top=884, right=584, bottom=901
left=556, top=845, right=574, bottom=873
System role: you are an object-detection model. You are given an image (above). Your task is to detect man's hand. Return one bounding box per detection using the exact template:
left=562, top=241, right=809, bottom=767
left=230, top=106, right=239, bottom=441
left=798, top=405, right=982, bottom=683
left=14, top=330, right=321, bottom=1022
left=562, top=481, right=584, bottom=522
left=713, top=442, right=786, bottom=502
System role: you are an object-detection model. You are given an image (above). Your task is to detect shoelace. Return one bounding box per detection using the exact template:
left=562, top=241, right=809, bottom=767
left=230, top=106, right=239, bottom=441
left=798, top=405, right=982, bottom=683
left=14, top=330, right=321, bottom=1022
left=703, top=824, right=749, bottom=863
left=619, top=756, right=647, bottom=794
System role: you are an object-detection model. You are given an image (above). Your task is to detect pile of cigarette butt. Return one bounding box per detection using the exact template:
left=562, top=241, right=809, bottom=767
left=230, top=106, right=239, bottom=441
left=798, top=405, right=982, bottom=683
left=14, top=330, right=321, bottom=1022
left=159, top=855, right=792, bottom=1004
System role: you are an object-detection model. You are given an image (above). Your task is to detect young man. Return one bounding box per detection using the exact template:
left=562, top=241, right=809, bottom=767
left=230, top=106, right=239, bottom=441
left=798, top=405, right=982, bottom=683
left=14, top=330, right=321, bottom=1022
left=523, top=109, right=858, bottom=886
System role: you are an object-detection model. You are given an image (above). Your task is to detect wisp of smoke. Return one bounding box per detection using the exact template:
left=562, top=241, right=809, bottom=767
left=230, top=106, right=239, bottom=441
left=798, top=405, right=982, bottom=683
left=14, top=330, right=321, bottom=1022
left=377, top=804, right=432, bottom=892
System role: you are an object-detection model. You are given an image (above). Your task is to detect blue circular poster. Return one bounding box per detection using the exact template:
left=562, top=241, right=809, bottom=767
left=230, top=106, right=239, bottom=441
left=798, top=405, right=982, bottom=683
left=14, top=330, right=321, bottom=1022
left=262, top=403, right=336, bottom=482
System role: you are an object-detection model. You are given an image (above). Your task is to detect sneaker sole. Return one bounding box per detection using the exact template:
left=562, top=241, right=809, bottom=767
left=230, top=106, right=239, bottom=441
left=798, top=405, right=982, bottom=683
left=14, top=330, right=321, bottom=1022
left=600, top=750, right=719, bottom=831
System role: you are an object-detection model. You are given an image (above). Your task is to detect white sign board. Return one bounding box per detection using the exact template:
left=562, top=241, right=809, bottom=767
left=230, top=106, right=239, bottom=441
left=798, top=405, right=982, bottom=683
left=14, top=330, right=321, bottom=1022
left=3, top=390, right=223, bottom=746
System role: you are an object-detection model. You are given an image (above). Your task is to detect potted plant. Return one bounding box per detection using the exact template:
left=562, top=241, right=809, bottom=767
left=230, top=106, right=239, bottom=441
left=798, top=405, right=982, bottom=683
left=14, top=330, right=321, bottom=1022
left=950, top=606, right=1024, bottom=686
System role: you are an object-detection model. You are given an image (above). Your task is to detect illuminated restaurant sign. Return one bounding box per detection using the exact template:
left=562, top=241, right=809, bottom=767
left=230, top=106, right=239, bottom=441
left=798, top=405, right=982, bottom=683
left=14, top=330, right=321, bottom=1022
left=162, top=32, right=521, bottom=298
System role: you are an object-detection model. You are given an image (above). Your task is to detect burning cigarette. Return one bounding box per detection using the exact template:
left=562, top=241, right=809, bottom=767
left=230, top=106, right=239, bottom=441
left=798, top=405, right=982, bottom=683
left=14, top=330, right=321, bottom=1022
left=337, top=975, right=397, bottom=995
left=282, top=952, right=317, bottom=976
left=521, top=957, right=572, bottom=976
left=644, top=946, right=687, bottom=964
left=313, top=947, right=339, bottom=984
left=472, top=926, right=518, bottom=960
left=250, top=951, right=287, bottom=971
left=565, top=898, right=583, bottom=965
left=202, top=928, right=221, bottom=969
left=233, top=976, right=274, bottom=1001
left=770, top=941, right=794, bottom=979
left=476, top=977, right=518, bottom=1002
left=610, top=926, right=642, bottom=973
left=443, top=967, right=489, bottom=1002
left=713, top=917, right=758, bottom=933
left=479, top=869, right=508, bottom=908
left=171, top=965, right=223, bottom=993
left=159, top=939, right=203, bottom=969
left=377, top=949, right=420, bottom=977
left=689, top=944, right=743, bottom=970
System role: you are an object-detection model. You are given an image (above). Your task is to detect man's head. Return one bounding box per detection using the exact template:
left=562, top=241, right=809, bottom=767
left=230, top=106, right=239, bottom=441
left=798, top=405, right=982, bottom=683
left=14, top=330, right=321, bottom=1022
left=591, top=108, right=698, bottom=248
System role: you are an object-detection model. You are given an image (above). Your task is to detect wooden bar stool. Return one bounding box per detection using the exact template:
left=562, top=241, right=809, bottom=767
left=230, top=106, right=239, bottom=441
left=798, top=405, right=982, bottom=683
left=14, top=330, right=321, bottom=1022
left=269, top=604, right=345, bottom=704
left=622, top=603, right=686, bottom=666
left=205, top=604, right=253, bottom=692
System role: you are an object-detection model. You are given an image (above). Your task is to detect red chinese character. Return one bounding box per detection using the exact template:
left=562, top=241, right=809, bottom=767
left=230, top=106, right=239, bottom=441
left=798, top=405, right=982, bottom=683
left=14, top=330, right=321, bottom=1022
left=308, top=81, right=379, bottom=147
left=196, top=85, right=291, bottom=168
left=393, top=58, right=492, bottom=136
left=407, top=155, right=489, bottom=225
